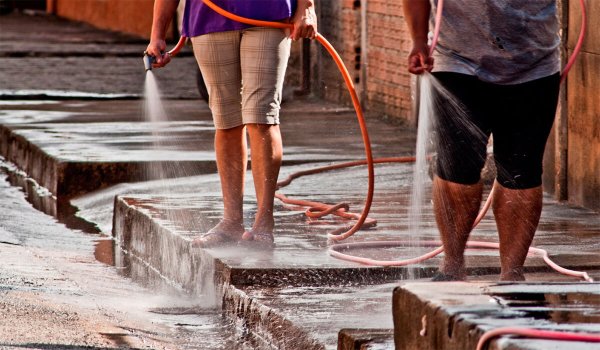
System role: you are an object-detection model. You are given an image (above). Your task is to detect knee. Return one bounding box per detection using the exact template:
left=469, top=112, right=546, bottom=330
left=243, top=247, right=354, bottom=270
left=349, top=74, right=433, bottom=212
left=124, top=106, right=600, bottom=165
left=495, top=155, right=543, bottom=189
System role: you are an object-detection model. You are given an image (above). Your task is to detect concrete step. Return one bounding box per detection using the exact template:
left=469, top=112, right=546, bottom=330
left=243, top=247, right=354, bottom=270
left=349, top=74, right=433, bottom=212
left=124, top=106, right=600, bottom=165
left=393, top=281, right=600, bottom=350
left=338, top=329, right=395, bottom=350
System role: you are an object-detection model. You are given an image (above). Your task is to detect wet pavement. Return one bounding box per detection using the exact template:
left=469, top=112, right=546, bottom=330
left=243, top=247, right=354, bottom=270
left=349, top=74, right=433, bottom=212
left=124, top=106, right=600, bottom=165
left=0, top=164, right=250, bottom=349
left=0, top=12, right=199, bottom=100
left=1, top=10, right=600, bottom=350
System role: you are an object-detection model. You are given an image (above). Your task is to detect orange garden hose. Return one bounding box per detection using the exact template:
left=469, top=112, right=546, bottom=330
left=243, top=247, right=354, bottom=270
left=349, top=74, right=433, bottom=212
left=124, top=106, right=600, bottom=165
left=476, top=327, right=600, bottom=350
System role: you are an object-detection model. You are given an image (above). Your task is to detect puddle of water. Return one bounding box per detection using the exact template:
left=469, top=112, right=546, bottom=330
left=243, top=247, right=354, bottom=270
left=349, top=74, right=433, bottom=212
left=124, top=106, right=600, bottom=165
left=94, top=238, right=115, bottom=266
left=491, top=292, right=600, bottom=324
left=0, top=100, right=59, bottom=105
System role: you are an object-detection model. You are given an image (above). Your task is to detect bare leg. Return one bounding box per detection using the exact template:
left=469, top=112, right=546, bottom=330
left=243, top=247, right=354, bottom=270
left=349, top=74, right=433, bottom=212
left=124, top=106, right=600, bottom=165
left=246, top=123, right=282, bottom=235
left=192, top=126, right=247, bottom=247
left=493, top=183, right=542, bottom=281
left=432, top=176, right=483, bottom=279
left=214, top=125, right=247, bottom=232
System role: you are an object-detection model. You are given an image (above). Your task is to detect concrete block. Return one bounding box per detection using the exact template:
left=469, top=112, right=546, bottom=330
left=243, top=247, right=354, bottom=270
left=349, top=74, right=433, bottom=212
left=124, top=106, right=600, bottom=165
left=337, top=329, right=394, bottom=350
left=394, top=282, right=600, bottom=350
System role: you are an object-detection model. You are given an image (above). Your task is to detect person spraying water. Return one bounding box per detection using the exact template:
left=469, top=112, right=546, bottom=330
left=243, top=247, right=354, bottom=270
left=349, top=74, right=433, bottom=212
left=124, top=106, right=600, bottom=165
left=403, top=0, right=564, bottom=282
left=145, top=0, right=317, bottom=249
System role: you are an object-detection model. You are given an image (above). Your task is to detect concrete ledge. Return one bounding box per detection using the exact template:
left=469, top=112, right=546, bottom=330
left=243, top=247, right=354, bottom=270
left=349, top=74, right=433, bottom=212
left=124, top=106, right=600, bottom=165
left=111, top=186, right=600, bottom=291
left=113, top=193, right=402, bottom=349
left=113, top=196, right=211, bottom=295
left=223, top=285, right=325, bottom=350
left=393, top=282, right=600, bottom=350
left=338, top=329, right=394, bottom=350
left=0, top=123, right=218, bottom=199
left=112, top=195, right=435, bottom=290
left=0, top=126, right=59, bottom=195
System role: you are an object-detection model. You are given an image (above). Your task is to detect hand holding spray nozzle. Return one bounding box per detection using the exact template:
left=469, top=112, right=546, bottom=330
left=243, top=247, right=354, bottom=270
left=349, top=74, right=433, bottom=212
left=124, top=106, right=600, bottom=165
left=143, top=37, right=187, bottom=71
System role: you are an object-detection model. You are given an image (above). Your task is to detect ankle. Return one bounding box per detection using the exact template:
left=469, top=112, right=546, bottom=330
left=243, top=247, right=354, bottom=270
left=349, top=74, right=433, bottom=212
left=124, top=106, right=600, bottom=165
left=251, top=216, right=275, bottom=233
left=213, top=219, right=244, bottom=234
left=500, top=267, right=525, bottom=281
left=440, top=259, right=465, bottom=278
left=221, top=217, right=243, bottom=226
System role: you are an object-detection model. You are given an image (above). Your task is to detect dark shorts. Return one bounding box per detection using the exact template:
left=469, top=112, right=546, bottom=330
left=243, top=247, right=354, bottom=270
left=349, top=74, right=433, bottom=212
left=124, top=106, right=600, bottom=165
left=432, top=72, right=560, bottom=189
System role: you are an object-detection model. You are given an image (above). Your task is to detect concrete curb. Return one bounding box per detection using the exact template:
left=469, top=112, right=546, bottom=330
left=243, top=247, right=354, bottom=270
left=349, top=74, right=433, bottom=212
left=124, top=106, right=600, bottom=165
left=393, top=282, right=600, bottom=350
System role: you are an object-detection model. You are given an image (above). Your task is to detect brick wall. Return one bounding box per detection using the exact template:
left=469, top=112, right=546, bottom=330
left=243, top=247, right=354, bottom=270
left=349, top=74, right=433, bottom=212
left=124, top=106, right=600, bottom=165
left=365, top=0, right=413, bottom=122
left=315, top=0, right=360, bottom=106
left=316, top=0, right=413, bottom=123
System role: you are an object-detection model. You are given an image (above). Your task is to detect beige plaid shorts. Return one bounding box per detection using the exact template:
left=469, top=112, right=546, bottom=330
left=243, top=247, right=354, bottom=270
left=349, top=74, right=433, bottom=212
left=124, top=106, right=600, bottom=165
left=191, top=28, right=291, bottom=129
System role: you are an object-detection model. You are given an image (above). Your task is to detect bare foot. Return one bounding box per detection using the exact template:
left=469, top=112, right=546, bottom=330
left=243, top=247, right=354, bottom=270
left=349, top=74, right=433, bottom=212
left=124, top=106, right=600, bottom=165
left=241, top=230, right=275, bottom=249
left=191, top=219, right=244, bottom=248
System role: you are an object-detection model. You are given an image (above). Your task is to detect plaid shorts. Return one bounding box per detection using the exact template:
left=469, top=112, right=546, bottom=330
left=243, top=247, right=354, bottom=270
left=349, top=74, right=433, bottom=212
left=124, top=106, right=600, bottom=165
left=191, top=27, right=291, bottom=129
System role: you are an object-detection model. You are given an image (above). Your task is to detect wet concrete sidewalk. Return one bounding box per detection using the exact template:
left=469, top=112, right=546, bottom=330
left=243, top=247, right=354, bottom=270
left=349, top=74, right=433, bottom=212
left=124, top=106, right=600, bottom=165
left=0, top=162, right=250, bottom=349
left=1, top=10, right=599, bottom=350
left=3, top=95, right=600, bottom=349
left=0, top=11, right=199, bottom=99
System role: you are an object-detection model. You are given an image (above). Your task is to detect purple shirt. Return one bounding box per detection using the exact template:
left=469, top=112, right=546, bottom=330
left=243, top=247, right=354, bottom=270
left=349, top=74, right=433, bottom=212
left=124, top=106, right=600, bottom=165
left=182, top=0, right=297, bottom=37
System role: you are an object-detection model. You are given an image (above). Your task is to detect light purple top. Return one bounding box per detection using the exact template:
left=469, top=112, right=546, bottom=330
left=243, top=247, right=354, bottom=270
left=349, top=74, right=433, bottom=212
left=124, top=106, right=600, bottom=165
left=182, top=0, right=297, bottom=37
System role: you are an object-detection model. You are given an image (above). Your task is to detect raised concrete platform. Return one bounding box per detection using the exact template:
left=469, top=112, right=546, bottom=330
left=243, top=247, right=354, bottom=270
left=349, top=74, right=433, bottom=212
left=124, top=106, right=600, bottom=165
left=112, top=159, right=600, bottom=349
left=0, top=100, right=214, bottom=200
left=393, top=281, right=600, bottom=350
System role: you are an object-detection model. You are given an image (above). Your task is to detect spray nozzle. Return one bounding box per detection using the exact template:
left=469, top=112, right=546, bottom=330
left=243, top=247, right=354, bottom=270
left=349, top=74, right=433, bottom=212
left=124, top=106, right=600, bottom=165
left=143, top=51, right=155, bottom=71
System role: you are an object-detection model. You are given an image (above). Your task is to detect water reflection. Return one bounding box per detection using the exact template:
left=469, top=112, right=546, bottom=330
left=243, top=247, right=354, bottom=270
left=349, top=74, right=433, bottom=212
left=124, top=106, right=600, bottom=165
left=492, top=291, right=600, bottom=324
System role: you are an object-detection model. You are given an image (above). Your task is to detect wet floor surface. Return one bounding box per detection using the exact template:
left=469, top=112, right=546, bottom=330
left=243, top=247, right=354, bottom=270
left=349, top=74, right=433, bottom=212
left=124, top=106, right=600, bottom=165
left=2, top=95, right=599, bottom=349
left=109, top=161, right=600, bottom=349
left=0, top=95, right=418, bottom=348
left=234, top=283, right=397, bottom=348
left=109, top=160, right=600, bottom=276
left=0, top=92, right=592, bottom=348
left=0, top=166, right=267, bottom=349
left=0, top=98, right=415, bottom=198
left=0, top=12, right=199, bottom=100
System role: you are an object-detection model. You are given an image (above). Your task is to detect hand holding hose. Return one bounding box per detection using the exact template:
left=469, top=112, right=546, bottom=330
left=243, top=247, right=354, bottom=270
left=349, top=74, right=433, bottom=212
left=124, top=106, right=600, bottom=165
left=402, top=0, right=435, bottom=75
left=407, top=42, right=434, bottom=75
left=144, top=0, right=180, bottom=70
left=290, top=0, right=317, bottom=40
left=145, top=39, right=172, bottom=69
